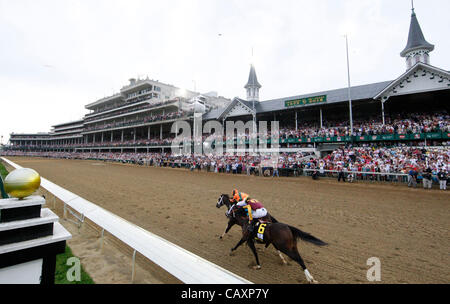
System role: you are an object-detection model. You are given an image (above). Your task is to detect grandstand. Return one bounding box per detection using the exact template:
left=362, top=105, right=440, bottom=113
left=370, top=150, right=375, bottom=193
left=8, top=78, right=231, bottom=153
left=4, top=6, right=450, bottom=180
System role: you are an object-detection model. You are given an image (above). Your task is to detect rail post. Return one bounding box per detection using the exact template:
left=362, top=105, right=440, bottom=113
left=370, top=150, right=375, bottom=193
left=131, top=249, right=137, bottom=283
left=100, top=228, right=105, bottom=250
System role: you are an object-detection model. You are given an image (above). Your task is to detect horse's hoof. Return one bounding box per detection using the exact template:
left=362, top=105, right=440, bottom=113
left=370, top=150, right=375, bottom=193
left=306, top=278, right=319, bottom=284
left=253, top=265, right=261, bottom=270
left=229, top=250, right=235, bottom=256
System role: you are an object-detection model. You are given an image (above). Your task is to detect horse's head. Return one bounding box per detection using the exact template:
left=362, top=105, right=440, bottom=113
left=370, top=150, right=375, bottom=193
left=216, top=194, right=225, bottom=209
left=216, top=194, right=231, bottom=209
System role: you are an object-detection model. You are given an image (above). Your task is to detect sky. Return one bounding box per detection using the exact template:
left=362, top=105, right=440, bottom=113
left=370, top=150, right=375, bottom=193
left=1, top=0, right=449, bottom=143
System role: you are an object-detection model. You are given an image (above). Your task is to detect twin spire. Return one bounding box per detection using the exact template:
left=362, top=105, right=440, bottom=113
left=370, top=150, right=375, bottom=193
left=401, top=1, right=434, bottom=69
left=245, top=64, right=261, bottom=102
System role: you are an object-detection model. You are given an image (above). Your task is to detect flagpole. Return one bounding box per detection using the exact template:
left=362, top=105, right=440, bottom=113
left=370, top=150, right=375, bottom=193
left=345, top=35, right=354, bottom=136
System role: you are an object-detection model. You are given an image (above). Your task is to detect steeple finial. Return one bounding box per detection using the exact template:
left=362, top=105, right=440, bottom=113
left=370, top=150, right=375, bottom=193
left=411, top=0, right=415, bottom=14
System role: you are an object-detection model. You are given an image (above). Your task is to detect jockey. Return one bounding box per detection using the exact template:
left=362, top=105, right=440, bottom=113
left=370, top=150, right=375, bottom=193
left=230, top=189, right=249, bottom=204
left=226, top=189, right=249, bottom=216
left=236, top=197, right=268, bottom=233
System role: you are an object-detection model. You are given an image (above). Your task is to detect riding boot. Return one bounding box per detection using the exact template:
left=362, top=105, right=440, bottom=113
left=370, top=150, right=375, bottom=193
left=247, top=219, right=257, bottom=233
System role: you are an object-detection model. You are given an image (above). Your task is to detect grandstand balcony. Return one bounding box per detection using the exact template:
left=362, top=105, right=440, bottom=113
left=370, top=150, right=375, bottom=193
left=82, top=111, right=193, bottom=134
left=50, top=134, right=83, bottom=141
left=52, top=120, right=84, bottom=130
left=50, top=128, right=84, bottom=136
left=51, top=123, right=84, bottom=133
left=83, top=99, right=180, bottom=125
left=85, top=93, right=124, bottom=114
left=85, top=99, right=149, bottom=119
left=9, top=136, right=51, bottom=141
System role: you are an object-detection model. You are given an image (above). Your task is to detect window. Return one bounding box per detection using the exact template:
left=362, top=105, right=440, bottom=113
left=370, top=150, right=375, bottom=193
left=414, top=54, right=421, bottom=65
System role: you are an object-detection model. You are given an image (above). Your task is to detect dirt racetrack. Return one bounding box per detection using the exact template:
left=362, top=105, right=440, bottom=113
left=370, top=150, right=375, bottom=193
left=4, top=157, right=449, bottom=284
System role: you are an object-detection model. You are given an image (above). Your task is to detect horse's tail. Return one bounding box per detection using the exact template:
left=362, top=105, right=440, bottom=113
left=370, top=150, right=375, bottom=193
left=288, top=225, right=327, bottom=246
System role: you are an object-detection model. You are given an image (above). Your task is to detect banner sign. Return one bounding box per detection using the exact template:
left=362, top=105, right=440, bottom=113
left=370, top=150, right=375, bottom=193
left=215, top=132, right=445, bottom=146
left=285, top=95, right=327, bottom=108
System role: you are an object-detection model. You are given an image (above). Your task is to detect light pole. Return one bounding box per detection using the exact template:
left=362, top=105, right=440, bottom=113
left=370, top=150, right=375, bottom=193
left=344, top=35, right=354, bottom=136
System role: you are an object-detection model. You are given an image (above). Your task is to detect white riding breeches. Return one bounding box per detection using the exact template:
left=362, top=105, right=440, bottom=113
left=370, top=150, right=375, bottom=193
left=253, top=208, right=268, bottom=219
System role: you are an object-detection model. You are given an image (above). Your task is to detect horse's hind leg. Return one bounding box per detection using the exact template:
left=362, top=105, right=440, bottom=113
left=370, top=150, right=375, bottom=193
left=281, top=246, right=317, bottom=283
left=275, top=249, right=288, bottom=265
left=247, top=240, right=261, bottom=270
left=269, top=243, right=287, bottom=265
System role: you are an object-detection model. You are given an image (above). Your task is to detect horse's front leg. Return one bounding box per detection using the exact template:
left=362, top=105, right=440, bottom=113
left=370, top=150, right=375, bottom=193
left=230, top=237, right=246, bottom=256
left=247, top=239, right=261, bottom=269
left=220, top=220, right=235, bottom=239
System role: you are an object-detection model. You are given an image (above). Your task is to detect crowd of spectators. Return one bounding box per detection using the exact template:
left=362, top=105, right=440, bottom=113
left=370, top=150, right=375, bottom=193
left=84, top=110, right=189, bottom=132
left=84, top=99, right=179, bottom=123
left=301, top=145, right=449, bottom=185
left=10, top=112, right=450, bottom=152
left=4, top=112, right=450, bottom=189
left=85, top=93, right=170, bottom=117
left=0, top=150, right=314, bottom=175
left=279, top=112, right=450, bottom=139
left=2, top=146, right=450, bottom=178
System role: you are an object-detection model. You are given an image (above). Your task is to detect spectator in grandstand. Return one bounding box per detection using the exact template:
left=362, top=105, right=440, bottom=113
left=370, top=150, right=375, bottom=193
left=437, top=168, right=447, bottom=190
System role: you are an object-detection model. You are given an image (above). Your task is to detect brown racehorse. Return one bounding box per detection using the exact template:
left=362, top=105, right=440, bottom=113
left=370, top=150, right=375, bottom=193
left=230, top=205, right=327, bottom=283
left=216, top=194, right=278, bottom=239
left=216, top=194, right=287, bottom=264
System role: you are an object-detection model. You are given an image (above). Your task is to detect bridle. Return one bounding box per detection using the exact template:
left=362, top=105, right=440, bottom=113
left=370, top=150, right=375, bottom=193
left=216, top=195, right=225, bottom=209
left=216, top=195, right=237, bottom=218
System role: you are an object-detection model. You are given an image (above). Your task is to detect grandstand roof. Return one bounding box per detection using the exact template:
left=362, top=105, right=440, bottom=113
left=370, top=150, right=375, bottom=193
left=256, top=81, right=392, bottom=113
left=51, top=119, right=84, bottom=128
left=85, top=93, right=123, bottom=109
left=203, top=80, right=392, bottom=120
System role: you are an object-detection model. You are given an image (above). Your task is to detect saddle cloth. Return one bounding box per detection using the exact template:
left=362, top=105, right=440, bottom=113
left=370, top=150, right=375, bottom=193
left=254, top=222, right=267, bottom=241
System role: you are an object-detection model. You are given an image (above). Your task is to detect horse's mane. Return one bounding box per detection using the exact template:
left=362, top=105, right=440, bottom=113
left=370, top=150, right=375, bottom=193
left=233, top=205, right=247, bottom=217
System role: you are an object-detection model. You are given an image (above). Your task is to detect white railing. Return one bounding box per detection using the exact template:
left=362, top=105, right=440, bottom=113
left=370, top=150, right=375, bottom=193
left=1, top=157, right=251, bottom=284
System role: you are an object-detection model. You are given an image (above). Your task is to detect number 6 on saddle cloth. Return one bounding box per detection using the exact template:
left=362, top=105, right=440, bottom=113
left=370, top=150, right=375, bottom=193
left=256, top=223, right=267, bottom=241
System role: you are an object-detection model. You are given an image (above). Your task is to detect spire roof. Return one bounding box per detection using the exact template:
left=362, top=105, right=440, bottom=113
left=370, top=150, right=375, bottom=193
left=400, top=8, right=434, bottom=57
left=244, top=64, right=262, bottom=89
